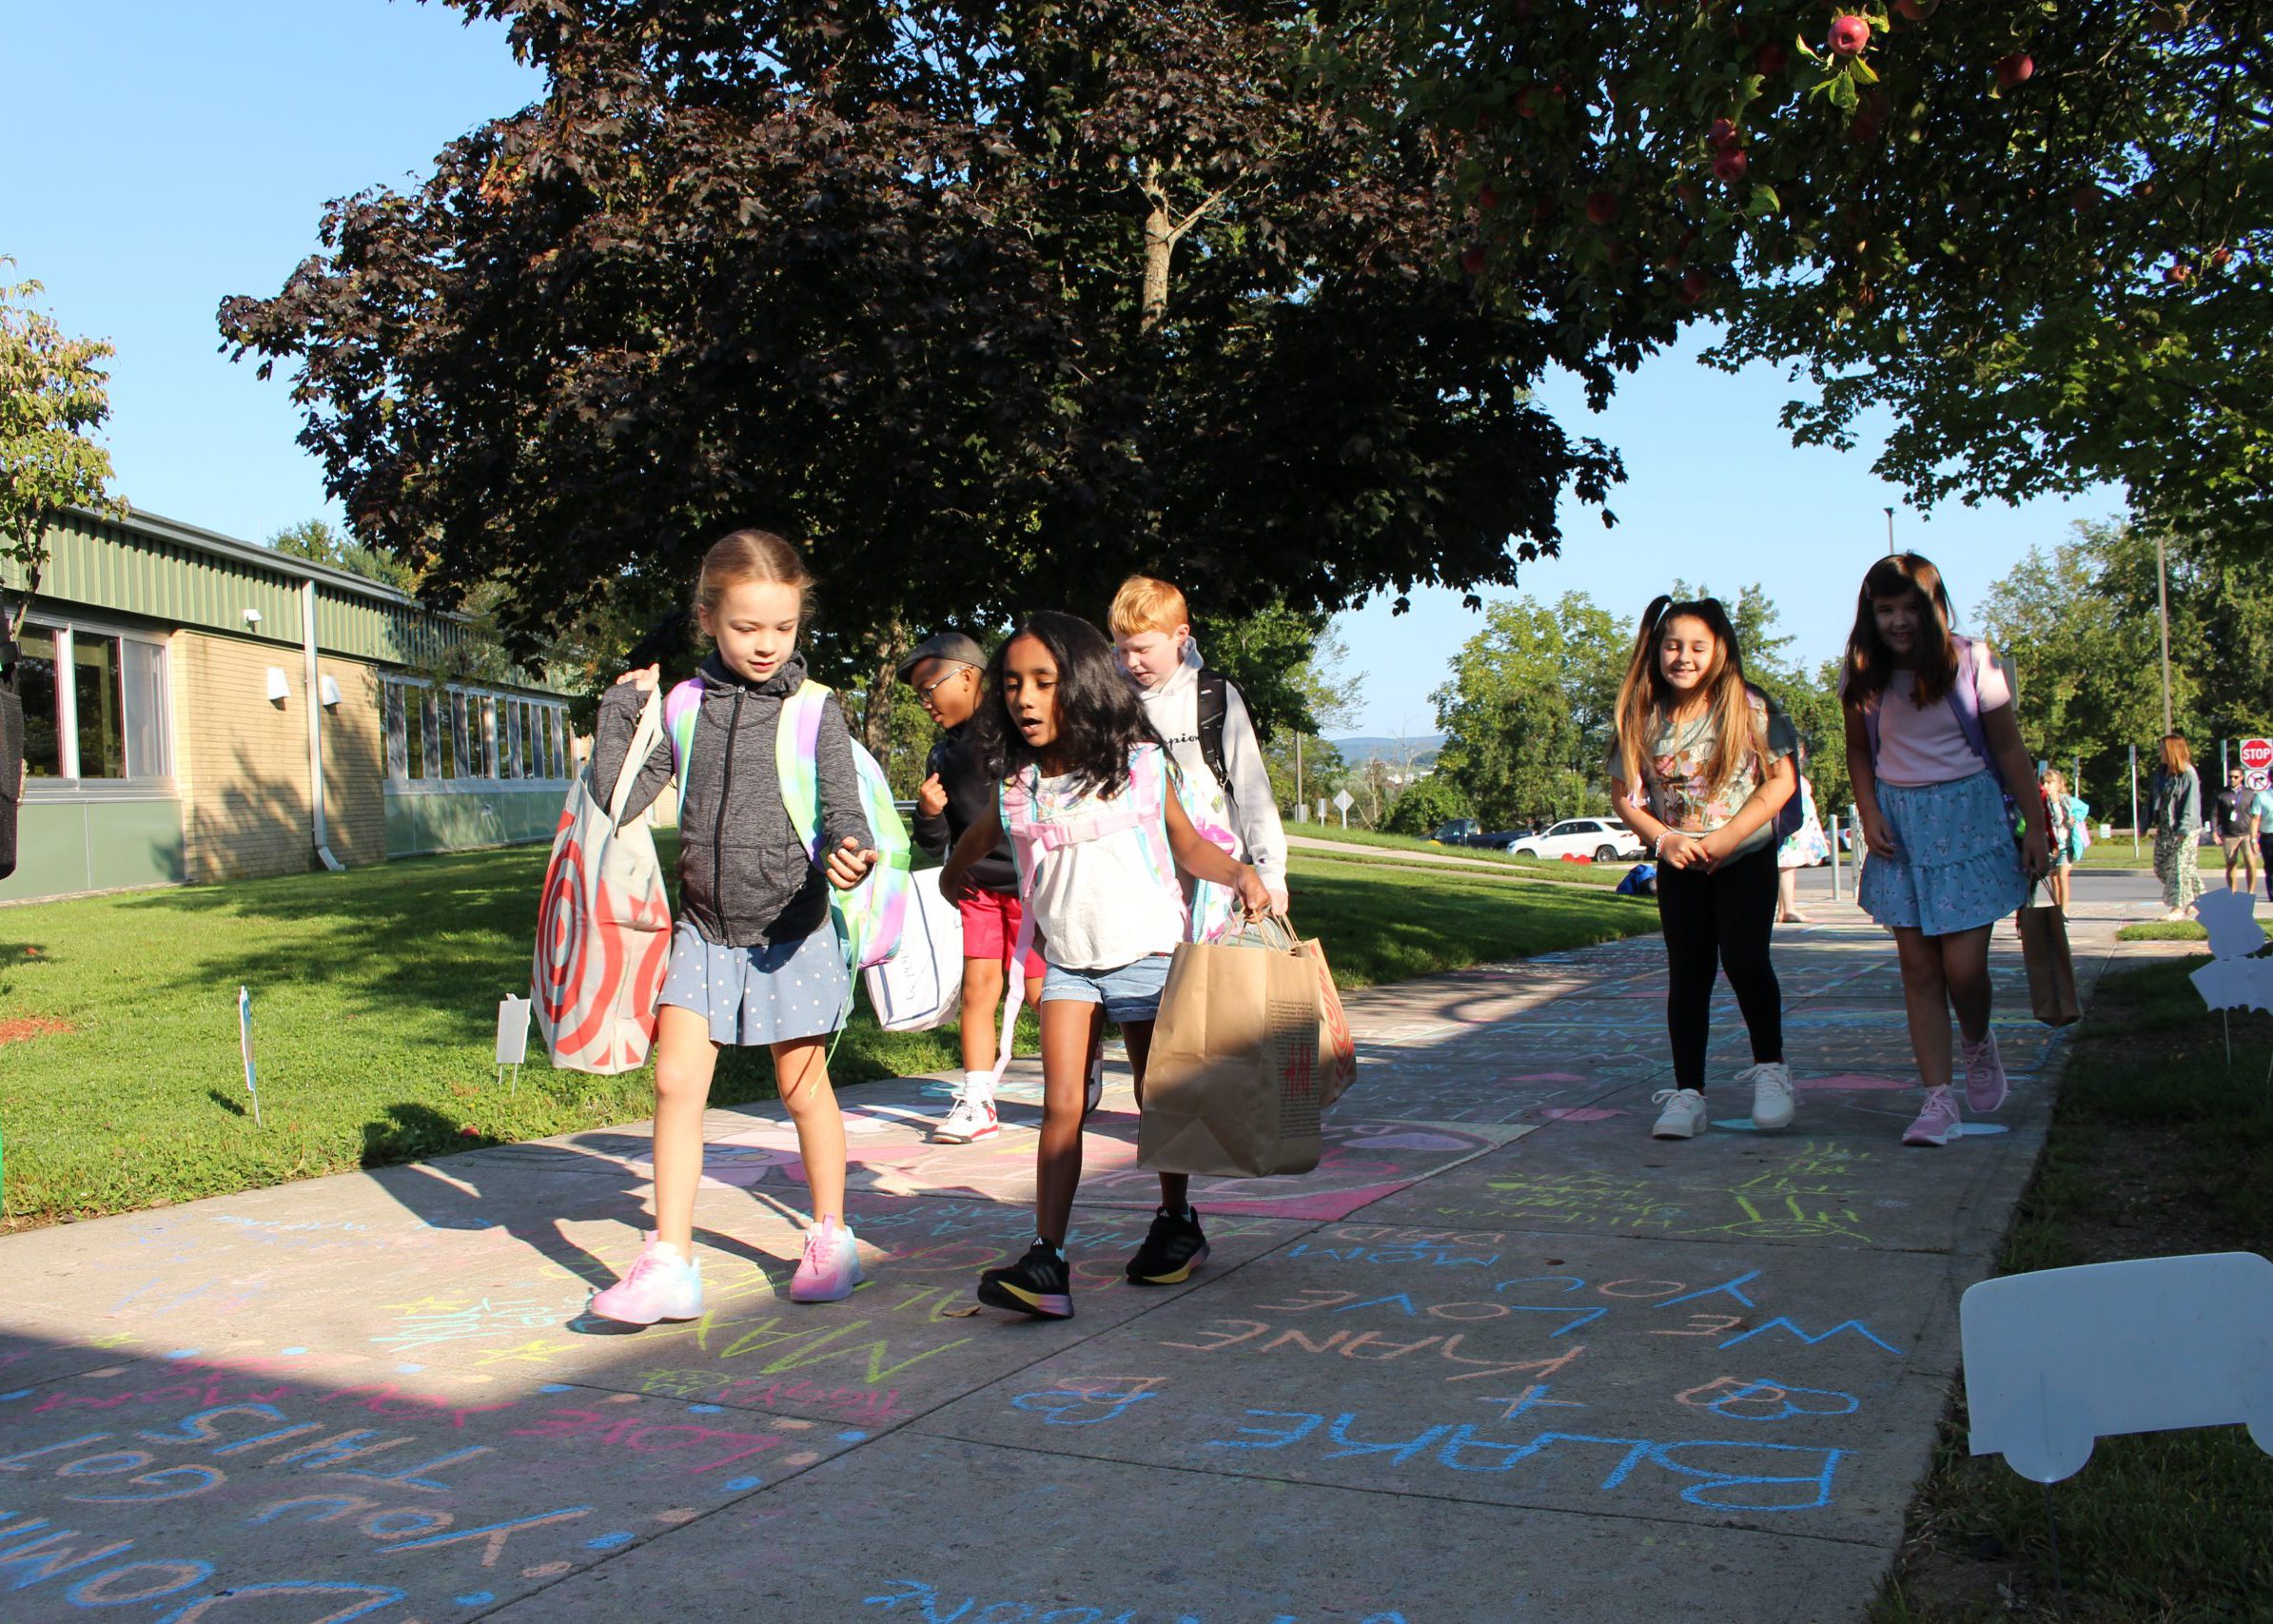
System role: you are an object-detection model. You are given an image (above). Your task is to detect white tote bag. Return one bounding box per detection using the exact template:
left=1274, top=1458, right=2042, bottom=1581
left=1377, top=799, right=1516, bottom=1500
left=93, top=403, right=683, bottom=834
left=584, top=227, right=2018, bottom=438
left=534, top=692, right=675, bottom=1073
left=862, top=868, right=963, bottom=1031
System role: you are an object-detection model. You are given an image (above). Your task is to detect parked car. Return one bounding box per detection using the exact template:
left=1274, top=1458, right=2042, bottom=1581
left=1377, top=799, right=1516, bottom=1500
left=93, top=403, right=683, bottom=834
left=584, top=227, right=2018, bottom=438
left=1428, top=818, right=1483, bottom=846
left=1508, top=817, right=1645, bottom=863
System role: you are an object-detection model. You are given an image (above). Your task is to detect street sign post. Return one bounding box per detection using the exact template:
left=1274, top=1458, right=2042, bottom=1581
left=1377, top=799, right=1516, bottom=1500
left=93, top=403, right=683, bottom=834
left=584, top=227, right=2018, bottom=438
left=2241, top=738, right=2273, bottom=792
left=1333, top=788, right=1354, bottom=829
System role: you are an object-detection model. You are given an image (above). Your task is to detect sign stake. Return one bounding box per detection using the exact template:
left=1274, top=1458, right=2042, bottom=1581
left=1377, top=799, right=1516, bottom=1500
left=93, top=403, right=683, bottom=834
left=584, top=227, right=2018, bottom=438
left=237, top=985, right=264, bottom=1127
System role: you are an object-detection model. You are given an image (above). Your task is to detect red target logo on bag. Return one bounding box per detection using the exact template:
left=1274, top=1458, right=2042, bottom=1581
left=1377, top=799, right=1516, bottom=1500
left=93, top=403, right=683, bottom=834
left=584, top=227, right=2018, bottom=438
left=534, top=699, right=675, bottom=1074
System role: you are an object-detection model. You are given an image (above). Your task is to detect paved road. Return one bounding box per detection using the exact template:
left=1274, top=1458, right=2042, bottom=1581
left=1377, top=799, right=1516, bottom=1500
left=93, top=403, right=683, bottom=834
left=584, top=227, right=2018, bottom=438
left=0, top=890, right=2166, bottom=1621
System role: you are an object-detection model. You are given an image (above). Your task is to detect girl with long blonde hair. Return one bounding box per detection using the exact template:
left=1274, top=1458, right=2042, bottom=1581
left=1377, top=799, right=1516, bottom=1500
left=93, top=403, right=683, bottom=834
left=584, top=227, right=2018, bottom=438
left=1609, top=596, right=1799, bottom=1141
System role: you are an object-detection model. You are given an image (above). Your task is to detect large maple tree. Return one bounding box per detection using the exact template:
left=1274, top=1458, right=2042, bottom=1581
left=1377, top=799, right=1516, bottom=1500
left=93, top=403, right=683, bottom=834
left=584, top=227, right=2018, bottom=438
left=221, top=0, right=1626, bottom=703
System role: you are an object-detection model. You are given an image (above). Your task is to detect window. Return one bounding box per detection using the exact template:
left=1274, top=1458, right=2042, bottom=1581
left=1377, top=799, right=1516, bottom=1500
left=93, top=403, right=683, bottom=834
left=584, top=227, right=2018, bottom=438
left=13, top=619, right=170, bottom=787
left=383, top=684, right=409, bottom=780
left=517, top=702, right=536, bottom=778
left=480, top=697, right=499, bottom=776
left=124, top=639, right=168, bottom=776
left=18, top=627, right=60, bottom=777
left=421, top=693, right=442, bottom=781
left=545, top=709, right=563, bottom=779
left=72, top=633, right=127, bottom=779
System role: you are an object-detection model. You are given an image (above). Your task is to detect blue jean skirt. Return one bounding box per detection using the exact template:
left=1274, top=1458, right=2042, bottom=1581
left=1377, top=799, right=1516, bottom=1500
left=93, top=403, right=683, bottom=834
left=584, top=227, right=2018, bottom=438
left=1040, top=954, right=1172, bottom=1025
left=1860, top=771, right=2028, bottom=937
left=657, top=920, right=850, bottom=1047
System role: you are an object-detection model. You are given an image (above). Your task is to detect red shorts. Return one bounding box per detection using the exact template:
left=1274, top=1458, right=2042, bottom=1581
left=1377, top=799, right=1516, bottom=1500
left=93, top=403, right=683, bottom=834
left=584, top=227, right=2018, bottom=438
left=959, top=889, right=1046, bottom=981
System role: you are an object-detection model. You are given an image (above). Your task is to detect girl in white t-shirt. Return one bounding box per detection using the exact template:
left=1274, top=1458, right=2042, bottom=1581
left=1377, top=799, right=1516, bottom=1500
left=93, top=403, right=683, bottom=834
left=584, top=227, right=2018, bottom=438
left=939, top=612, right=1271, bottom=1320
left=1842, top=555, right=2049, bottom=1146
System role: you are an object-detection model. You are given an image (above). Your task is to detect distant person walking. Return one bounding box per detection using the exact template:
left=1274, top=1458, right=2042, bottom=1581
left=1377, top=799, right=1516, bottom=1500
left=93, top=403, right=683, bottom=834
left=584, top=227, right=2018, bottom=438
left=1775, top=744, right=1830, bottom=924
left=2039, top=767, right=2077, bottom=912
left=2249, top=777, right=2273, bottom=906
left=2215, top=766, right=2260, bottom=895
left=2147, top=734, right=2204, bottom=919
left=1841, top=555, right=2047, bottom=1148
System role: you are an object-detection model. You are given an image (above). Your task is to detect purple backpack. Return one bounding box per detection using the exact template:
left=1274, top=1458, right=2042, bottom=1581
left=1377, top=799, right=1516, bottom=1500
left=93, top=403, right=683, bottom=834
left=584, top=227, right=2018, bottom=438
left=1859, top=635, right=1998, bottom=774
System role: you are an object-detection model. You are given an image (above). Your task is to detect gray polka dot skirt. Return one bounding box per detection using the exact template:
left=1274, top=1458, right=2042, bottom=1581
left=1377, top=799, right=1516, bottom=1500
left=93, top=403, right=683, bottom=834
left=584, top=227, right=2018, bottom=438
left=657, top=919, right=852, bottom=1047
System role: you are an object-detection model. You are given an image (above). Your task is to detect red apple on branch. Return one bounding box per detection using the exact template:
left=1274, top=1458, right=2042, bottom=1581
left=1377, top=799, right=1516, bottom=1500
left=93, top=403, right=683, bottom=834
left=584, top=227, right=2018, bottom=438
left=1707, top=117, right=1740, bottom=151
left=1713, top=148, right=1750, bottom=183
left=1994, top=51, right=2034, bottom=88
left=1829, top=14, right=1871, bottom=56
left=1585, top=189, right=1619, bottom=225
left=1460, top=245, right=1488, bottom=276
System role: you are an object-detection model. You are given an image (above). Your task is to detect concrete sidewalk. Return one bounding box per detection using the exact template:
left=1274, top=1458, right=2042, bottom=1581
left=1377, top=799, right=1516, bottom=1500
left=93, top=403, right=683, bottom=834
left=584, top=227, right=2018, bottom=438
left=0, top=894, right=2154, bottom=1622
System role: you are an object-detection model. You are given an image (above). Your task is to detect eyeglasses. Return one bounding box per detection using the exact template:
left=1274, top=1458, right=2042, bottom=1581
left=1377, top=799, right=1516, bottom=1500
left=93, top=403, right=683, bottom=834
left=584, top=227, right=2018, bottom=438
left=914, top=667, right=974, bottom=703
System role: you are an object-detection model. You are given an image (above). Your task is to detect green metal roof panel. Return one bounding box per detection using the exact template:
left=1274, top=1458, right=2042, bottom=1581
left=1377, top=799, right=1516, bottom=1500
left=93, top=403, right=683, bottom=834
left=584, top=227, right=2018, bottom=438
left=4, top=508, right=571, bottom=694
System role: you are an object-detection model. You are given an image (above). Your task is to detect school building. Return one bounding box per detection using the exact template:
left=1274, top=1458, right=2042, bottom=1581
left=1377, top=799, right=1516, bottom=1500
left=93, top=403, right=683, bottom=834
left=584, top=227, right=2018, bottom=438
left=3, top=506, right=579, bottom=904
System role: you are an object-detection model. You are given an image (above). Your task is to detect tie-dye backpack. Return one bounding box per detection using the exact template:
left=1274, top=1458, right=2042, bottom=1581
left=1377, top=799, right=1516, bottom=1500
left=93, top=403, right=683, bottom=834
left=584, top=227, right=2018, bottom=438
left=664, top=675, right=912, bottom=975
left=980, top=744, right=1237, bottom=1087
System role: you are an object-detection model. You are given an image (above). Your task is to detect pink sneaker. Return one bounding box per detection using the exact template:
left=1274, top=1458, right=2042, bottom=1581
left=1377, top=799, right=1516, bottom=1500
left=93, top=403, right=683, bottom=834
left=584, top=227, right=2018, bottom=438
left=1960, top=1030, right=2009, bottom=1115
left=590, top=1234, right=703, bottom=1324
left=788, top=1218, right=864, bottom=1303
left=1902, top=1086, right=1962, bottom=1147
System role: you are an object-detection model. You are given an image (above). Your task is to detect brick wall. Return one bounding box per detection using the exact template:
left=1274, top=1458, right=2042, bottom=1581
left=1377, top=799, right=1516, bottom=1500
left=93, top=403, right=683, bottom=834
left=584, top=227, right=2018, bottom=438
left=170, top=632, right=398, bottom=881
left=173, top=631, right=313, bottom=883
left=321, top=657, right=386, bottom=866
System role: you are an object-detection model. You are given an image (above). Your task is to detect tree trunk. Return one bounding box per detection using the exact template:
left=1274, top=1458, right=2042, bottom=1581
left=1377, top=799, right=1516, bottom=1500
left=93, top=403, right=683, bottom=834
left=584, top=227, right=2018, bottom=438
left=1141, top=163, right=1172, bottom=333
left=862, top=620, right=908, bottom=762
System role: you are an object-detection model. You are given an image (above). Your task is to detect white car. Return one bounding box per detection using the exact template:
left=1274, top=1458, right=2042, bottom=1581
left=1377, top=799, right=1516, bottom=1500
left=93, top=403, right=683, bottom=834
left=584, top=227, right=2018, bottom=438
left=1509, top=817, right=1645, bottom=864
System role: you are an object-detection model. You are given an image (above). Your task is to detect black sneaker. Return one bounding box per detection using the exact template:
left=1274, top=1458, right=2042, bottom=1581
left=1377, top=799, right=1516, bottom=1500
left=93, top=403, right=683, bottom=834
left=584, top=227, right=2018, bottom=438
left=977, top=1240, right=1073, bottom=1320
left=1126, top=1206, right=1209, bottom=1285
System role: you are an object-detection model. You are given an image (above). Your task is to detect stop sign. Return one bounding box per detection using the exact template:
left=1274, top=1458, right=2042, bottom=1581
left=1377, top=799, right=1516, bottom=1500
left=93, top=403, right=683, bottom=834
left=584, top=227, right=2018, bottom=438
left=2243, top=738, right=2273, bottom=773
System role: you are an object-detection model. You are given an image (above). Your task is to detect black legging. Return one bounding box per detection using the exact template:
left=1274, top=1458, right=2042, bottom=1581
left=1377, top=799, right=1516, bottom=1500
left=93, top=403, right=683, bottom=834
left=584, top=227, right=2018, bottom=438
left=1656, top=841, right=1784, bottom=1090
left=2261, top=835, right=2273, bottom=904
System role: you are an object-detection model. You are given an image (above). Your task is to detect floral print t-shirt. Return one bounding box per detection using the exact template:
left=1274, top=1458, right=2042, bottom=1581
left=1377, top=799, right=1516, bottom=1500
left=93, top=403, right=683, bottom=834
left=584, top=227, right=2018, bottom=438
left=1617, top=691, right=1798, bottom=859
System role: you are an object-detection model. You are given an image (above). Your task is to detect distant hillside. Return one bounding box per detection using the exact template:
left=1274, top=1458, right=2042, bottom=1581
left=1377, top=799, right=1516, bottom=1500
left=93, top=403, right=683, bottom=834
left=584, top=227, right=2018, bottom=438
left=1331, top=734, right=1445, bottom=769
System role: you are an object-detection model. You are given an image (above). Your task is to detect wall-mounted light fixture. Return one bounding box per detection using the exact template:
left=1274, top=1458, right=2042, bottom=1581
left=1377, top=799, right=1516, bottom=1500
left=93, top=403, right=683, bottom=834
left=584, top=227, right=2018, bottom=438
left=319, top=675, right=342, bottom=709
left=244, top=608, right=264, bottom=628
left=265, top=667, right=291, bottom=705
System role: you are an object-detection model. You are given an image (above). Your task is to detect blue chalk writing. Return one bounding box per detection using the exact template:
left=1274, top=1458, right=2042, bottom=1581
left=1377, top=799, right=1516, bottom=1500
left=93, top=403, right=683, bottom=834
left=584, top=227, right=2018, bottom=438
left=1717, top=1318, right=1901, bottom=1355
left=1201, top=1408, right=1844, bottom=1513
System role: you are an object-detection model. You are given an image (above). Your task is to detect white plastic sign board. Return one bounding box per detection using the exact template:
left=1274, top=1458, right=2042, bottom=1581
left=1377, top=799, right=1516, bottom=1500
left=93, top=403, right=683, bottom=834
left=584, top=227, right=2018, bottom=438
left=1333, top=789, right=1354, bottom=812
left=1962, top=1252, right=2273, bottom=1483
left=495, top=994, right=532, bottom=1066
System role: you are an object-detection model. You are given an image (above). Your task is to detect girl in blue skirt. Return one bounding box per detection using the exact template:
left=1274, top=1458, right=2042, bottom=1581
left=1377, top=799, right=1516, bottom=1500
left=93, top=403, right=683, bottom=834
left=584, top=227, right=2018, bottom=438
left=1842, top=555, right=2050, bottom=1146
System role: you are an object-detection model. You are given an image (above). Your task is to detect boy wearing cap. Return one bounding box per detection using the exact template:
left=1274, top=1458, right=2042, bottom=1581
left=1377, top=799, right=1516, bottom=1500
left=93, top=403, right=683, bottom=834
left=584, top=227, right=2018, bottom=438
left=902, top=633, right=1047, bottom=1143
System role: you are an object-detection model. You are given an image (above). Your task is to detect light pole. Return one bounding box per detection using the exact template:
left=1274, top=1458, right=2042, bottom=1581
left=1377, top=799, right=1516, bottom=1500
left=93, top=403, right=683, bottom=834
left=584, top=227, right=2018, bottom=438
left=2156, top=532, right=2174, bottom=736
left=1884, top=506, right=1896, bottom=557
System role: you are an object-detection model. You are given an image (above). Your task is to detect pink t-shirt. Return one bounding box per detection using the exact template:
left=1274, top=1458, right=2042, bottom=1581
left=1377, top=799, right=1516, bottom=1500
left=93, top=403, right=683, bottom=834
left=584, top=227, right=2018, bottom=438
left=1852, top=635, right=2013, bottom=788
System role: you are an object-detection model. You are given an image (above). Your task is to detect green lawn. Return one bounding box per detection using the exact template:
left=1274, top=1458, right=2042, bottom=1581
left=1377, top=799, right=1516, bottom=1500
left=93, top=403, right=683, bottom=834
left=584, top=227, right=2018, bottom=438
left=0, top=841, right=1651, bottom=1226
left=1872, top=957, right=2273, bottom=1622
left=1289, top=820, right=1637, bottom=887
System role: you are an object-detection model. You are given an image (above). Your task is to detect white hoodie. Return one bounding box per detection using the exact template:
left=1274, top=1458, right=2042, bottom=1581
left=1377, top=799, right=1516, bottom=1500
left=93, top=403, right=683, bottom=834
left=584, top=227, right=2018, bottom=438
left=1136, top=640, right=1288, bottom=894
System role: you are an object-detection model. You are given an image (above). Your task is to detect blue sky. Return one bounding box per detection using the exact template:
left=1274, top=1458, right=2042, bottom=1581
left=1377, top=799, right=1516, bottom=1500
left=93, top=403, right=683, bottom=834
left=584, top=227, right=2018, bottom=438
left=6, top=1, right=2122, bottom=735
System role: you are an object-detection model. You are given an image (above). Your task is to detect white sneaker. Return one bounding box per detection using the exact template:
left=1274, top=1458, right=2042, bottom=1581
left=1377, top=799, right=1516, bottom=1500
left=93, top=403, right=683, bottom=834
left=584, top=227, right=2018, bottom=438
left=931, top=1090, right=999, bottom=1144
left=1650, top=1087, right=1709, bottom=1140
left=1738, top=1062, right=1796, bottom=1132
left=1086, top=1054, right=1105, bottom=1118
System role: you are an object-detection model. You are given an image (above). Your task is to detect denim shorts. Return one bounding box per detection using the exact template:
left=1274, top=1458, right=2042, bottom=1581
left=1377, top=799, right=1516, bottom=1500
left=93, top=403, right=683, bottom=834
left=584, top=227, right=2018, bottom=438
left=1040, top=953, right=1172, bottom=1023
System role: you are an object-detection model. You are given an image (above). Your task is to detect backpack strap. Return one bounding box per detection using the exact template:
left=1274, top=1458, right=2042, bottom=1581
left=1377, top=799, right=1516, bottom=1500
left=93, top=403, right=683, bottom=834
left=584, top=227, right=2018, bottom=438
left=1196, top=669, right=1234, bottom=812
left=1860, top=637, right=1998, bottom=777
left=663, top=676, right=706, bottom=822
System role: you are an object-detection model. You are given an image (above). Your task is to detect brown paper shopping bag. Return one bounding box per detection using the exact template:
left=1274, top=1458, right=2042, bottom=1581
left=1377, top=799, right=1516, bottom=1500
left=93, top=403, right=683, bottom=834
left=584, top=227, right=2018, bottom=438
left=2015, top=892, right=2082, bottom=1027
left=1139, top=918, right=1340, bottom=1178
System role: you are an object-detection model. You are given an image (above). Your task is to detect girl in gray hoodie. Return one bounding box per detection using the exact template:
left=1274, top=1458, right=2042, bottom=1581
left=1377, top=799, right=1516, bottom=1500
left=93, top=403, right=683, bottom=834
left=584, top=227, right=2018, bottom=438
left=587, top=531, right=879, bottom=1324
